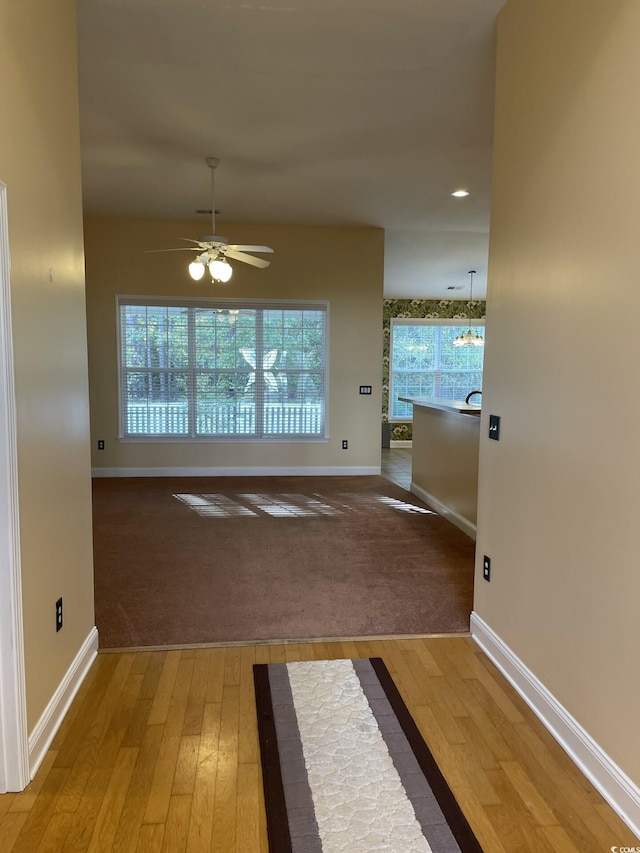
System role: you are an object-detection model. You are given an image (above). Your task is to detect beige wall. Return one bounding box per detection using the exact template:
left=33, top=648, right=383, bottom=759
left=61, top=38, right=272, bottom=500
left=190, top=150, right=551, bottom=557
left=476, top=0, right=640, bottom=784
left=85, top=217, right=384, bottom=472
left=0, top=1, right=95, bottom=729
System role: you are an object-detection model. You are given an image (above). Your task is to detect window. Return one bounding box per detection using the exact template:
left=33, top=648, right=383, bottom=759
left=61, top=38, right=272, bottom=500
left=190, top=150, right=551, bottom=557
left=389, top=319, right=485, bottom=420
left=118, top=297, right=328, bottom=440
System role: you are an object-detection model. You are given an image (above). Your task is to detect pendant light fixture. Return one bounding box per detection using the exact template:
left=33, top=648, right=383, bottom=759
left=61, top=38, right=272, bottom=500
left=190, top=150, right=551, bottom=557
left=453, top=270, right=484, bottom=347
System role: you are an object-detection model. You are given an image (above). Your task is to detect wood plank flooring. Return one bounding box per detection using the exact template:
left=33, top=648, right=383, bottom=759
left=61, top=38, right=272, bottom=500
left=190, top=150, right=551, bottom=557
left=0, top=637, right=636, bottom=851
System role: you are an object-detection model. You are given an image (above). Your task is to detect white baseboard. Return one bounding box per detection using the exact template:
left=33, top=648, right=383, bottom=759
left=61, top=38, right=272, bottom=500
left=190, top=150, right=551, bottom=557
left=389, top=440, right=413, bottom=448
left=409, top=482, right=476, bottom=540
left=91, top=466, right=381, bottom=477
left=471, top=612, right=640, bottom=840
left=28, top=626, right=99, bottom=779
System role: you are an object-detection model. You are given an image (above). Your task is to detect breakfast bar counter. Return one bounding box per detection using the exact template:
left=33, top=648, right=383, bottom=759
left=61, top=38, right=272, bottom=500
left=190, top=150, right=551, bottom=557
left=399, top=396, right=481, bottom=539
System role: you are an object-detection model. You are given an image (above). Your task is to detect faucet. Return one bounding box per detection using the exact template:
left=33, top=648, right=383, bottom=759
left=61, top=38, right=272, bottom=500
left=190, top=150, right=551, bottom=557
left=465, top=390, right=482, bottom=404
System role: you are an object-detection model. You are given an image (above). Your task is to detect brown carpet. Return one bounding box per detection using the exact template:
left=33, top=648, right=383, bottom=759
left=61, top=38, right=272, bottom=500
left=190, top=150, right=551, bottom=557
left=92, top=475, right=476, bottom=648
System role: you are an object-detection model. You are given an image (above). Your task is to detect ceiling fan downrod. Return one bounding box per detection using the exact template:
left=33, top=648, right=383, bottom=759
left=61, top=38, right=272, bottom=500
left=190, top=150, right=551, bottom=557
left=205, top=157, right=220, bottom=237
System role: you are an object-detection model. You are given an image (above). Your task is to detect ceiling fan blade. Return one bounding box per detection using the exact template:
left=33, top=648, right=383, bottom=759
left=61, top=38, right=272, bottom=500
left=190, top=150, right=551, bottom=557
left=181, top=238, right=208, bottom=246
left=145, top=247, right=200, bottom=253
left=224, top=249, right=271, bottom=268
left=227, top=244, right=274, bottom=254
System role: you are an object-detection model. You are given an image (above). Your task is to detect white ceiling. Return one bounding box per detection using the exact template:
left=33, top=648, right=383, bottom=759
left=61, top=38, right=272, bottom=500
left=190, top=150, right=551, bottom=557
left=76, top=0, right=505, bottom=298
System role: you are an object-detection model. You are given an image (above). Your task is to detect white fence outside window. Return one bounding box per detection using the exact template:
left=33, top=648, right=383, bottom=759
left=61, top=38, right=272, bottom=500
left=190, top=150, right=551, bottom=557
left=126, top=402, right=323, bottom=436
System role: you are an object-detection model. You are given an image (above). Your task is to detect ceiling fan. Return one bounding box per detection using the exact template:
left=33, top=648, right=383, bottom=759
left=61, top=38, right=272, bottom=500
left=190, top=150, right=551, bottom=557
left=147, top=157, right=274, bottom=283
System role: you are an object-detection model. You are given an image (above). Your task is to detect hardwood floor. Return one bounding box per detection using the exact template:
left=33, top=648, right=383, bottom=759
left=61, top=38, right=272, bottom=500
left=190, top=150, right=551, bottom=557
left=0, top=637, right=635, bottom=851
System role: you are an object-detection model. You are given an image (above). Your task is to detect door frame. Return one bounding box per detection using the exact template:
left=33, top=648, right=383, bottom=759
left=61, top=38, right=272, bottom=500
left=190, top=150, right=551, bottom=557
left=0, top=181, right=29, bottom=791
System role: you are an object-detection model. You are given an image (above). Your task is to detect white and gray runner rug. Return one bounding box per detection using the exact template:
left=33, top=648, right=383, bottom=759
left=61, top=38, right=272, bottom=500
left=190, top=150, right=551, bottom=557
left=254, top=657, right=483, bottom=852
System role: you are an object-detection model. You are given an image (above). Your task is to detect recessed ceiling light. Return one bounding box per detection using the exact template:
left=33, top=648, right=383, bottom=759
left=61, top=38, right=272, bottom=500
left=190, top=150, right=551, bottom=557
left=451, top=190, right=470, bottom=198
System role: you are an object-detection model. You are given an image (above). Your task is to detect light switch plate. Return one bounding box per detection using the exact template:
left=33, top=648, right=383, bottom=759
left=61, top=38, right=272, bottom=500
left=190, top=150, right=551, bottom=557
left=483, top=556, right=491, bottom=582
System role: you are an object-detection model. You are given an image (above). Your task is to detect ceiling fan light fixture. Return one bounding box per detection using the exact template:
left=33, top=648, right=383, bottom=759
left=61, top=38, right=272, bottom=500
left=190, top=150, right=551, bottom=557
left=208, top=257, right=233, bottom=283
left=188, top=260, right=206, bottom=280
left=147, top=159, right=273, bottom=277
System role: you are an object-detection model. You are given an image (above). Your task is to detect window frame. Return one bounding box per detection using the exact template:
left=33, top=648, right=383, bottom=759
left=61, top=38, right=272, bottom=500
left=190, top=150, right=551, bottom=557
left=389, top=317, right=485, bottom=422
left=116, top=295, right=330, bottom=443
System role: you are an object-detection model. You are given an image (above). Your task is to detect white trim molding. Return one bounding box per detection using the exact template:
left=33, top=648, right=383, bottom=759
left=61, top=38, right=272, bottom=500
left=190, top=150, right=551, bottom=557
left=389, top=440, right=413, bottom=448
left=0, top=182, right=29, bottom=793
left=471, top=612, right=640, bottom=839
left=409, top=482, right=476, bottom=540
left=28, top=627, right=98, bottom=779
left=92, top=466, right=381, bottom=478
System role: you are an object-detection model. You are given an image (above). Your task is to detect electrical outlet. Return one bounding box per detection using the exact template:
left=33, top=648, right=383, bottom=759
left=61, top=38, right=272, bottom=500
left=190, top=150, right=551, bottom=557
left=55, top=598, right=63, bottom=632
left=342, top=439, right=348, bottom=449
left=483, top=556, right=491, bottom=582
left=97, top=439, right=105, bottom=450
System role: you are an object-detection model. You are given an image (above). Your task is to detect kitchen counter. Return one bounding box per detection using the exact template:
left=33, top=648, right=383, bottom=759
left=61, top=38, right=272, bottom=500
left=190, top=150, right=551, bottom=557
left=399, top=396, right=481, bottom=417
left=400, top=396, right=480, bottom=539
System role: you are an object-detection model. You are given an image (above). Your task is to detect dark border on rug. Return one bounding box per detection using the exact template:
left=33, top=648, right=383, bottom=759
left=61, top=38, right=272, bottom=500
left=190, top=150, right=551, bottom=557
left=253, top=664, right=293, bottom=853
left=370, top=657, right=484, bottom=853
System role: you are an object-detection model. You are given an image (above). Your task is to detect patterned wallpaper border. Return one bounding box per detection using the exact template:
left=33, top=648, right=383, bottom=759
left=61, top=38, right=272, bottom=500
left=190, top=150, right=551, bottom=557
left=382, top=298, right=486, bottom=442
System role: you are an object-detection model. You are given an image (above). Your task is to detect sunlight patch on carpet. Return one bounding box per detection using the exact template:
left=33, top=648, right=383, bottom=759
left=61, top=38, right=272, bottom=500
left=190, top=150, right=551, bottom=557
left=376, top=496, right=435, bottom=514
left=174, top=491, right=435, bottom=519
left=174, top=493, right=258, bottom=517
left=239, top=493, right=340, bottom=517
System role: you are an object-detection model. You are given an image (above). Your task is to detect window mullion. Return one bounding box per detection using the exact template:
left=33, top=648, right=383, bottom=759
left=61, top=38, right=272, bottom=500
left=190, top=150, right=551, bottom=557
left=188, top=307, right=197, bottom=437
left=255, top=310, right=264, bottom=437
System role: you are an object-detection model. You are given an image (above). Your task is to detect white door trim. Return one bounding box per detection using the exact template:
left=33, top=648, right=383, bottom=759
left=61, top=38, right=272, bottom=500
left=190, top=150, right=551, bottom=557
left=0, top=181, right=29, bottom=791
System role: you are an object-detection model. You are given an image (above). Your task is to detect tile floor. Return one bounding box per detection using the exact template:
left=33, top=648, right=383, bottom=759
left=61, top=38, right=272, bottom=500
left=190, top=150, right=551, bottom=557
left=380, top=446, right=412, bottom=490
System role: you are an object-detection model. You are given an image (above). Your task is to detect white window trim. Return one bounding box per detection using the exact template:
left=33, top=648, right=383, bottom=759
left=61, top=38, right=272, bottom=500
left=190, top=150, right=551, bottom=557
left=389, top=316, right=485, bottom=422
left=116, top=295, right=330, bottom=442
